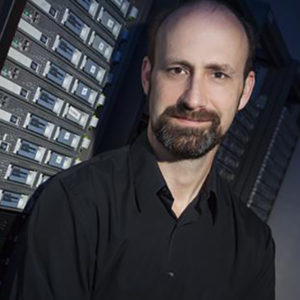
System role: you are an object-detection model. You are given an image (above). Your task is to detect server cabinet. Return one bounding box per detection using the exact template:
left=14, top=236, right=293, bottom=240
left=214, top=0, right=300, bottom=221
left=0, top=0, right=153, bottom=285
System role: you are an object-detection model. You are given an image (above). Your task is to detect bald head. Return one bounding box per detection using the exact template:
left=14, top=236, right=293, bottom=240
left=147, top=0, right=256, bottom=78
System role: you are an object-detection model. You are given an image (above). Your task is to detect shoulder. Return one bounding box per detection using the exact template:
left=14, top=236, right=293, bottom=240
left=216, top=175, right=274, bottom=252
left=25, top=145, right=131, bottom=213
left=53, top=145, right=131, bottom=192
left=231, top=188, right=272, bottom=247
left=60, top=145, right=130, bottom=181
left=234, top=196, right=273, bottom=250
left=216, top=176, right=275, bottom=285
left=221, top=185, right=276, bottom=294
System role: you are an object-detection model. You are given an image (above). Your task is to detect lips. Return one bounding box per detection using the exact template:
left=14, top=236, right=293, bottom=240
left=160, top=104, right=221, bottom=128
left=173, top=115, right=213, bottom=122
left=170, top=110, right=217, bottom=123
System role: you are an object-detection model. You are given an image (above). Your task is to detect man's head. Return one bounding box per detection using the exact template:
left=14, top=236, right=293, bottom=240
left=141, top=0, right=256, bottom=159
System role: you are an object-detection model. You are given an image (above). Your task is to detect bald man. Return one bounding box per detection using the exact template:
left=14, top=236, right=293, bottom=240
left=5, top=1, right=275, bottom=299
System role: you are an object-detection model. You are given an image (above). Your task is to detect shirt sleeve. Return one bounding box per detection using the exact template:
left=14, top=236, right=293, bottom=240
left=244, top=225, right=276, bottom=300
left=4, top=177, right=97, bottom=300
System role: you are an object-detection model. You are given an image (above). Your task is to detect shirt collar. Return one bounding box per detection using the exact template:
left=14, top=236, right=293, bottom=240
left=128, top=131, right=220, bottom=221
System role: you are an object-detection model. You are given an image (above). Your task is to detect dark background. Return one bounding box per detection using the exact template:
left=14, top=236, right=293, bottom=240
left=260, top=1, right=300, bottom=299
left=262, top=0, right=300, bottom=61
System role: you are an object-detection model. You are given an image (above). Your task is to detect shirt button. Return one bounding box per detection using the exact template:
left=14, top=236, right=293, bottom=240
left=167, top=271, right=175, bottom=278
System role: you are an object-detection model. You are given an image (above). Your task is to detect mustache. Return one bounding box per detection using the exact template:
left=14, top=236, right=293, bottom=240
left=162, top=103, right=220, bottom=124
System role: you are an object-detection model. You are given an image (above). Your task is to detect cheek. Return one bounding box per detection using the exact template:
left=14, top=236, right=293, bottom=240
left=220, top=103, right=240, bottom=134
left=210, top=91, right=241, bottom=129
left=147, top=84, right=166, bottom=123
left=149, top=78, right=182, bottom=115
left=154, top=73, right=186, bottom=102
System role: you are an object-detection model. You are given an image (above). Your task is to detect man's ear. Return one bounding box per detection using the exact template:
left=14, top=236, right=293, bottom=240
left=141, top=56, right=152, bottom=95
left=238, top=70, right=255, bottom=110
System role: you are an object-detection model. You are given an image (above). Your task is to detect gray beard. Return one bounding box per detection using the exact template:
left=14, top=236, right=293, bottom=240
left=151, top=104, right=224, bottom=159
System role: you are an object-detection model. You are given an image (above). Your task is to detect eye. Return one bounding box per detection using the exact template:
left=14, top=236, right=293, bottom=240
left=168, top=66, right=189, bottom=76
left=213, top=72, right=228, bottom=79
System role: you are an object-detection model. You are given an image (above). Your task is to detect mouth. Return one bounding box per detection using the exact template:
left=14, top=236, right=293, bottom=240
left=172, top=116, right=212, bottom=126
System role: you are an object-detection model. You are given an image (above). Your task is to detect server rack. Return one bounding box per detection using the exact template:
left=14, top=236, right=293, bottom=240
left=214, top=0, right=300, bottom=221
left=0, top=0, right=153, bottom=286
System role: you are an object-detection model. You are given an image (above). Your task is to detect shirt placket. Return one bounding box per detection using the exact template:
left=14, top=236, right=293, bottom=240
left=158, top=207, right=201, bottom=299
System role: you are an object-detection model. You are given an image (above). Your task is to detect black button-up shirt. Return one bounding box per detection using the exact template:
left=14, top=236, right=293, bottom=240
left=5, top=132, right=275, bottom=300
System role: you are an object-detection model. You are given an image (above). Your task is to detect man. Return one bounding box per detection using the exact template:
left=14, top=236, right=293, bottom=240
left=5, top=0, right=275, bottom=299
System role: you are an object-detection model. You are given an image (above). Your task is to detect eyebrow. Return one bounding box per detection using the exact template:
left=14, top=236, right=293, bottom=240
left=204, top=63, right=236, bottom=75
left=164, top=58, right=194, bottom=70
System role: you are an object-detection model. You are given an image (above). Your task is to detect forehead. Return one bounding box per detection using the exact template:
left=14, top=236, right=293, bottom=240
left=155, top=5, right=249, bottom=71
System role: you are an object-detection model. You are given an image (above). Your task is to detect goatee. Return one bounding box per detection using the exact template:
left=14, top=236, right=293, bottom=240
left=151, top=102, right=224, bottom=159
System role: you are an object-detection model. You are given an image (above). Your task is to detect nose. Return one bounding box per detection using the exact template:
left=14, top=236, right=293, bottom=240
left=179, top=75, right=208, bottom=110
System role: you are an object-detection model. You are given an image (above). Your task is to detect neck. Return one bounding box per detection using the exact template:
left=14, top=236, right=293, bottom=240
left=147, top=127, right=217, bottom=217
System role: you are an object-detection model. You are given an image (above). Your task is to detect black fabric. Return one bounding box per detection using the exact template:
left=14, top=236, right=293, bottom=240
left=4, top=131, right=275, bottom=300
